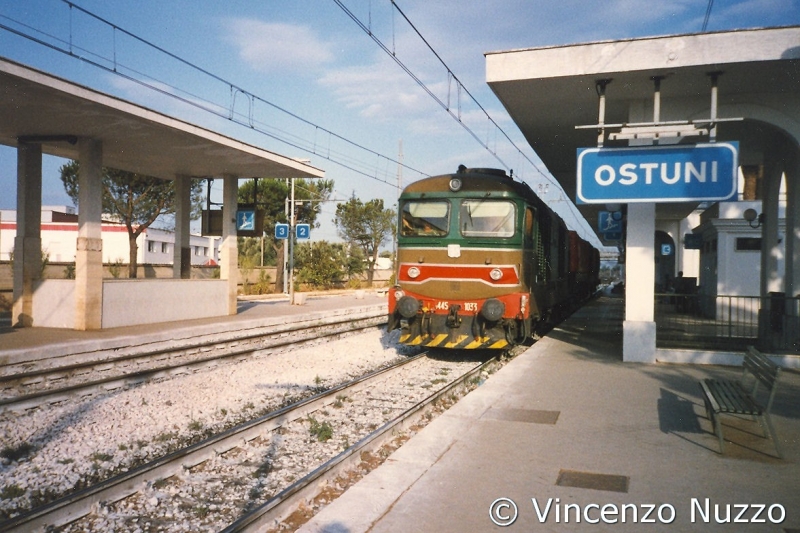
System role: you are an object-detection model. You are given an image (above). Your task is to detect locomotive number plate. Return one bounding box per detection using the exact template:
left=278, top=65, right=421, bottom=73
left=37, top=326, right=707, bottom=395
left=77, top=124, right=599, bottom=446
left=433, top=301, right=479, bottom=312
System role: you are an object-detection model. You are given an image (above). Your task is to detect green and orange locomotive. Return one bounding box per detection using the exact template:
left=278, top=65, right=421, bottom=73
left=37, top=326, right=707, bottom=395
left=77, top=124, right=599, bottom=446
left=387, top=166, right=599, bottom=349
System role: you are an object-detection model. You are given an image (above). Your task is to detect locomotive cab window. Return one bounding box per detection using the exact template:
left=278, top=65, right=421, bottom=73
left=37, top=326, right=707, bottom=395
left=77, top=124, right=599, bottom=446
left=460, top=200, right=515, bottom=238
left=401, top=201, right=450, bottom=236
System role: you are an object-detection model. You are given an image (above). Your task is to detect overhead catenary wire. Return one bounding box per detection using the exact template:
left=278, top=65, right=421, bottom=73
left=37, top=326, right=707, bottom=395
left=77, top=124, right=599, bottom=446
left=332, top=0, right=601, bottom=246
left=0, top=2, right=429, bottom=190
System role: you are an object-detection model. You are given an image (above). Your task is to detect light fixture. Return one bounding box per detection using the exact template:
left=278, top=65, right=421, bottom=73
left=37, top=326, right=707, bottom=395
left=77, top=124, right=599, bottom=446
left=449, top=178, right=462, bottom=192
left=743, top=208, right=764, bottom=228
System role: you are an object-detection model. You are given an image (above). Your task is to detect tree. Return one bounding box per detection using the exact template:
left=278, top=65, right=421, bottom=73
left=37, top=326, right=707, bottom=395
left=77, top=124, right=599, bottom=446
left=294, top=241, right=349, bottom=289
left=335, top=195, right=395, bottom=286
left=236, top=177, right=334, bottom=290
left=59, top=161, right=204, bottom=278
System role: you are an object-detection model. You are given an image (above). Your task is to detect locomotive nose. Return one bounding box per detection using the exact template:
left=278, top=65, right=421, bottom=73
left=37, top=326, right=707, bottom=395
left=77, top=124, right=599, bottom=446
left=396, top=295, right=421, bottom=318
left=480, top=298, right=505, bottom=322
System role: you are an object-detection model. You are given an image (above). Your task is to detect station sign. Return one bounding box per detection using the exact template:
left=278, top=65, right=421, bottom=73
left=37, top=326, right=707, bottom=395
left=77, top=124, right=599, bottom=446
left=236, top=209, right=256, bottom=232
left=576, top=142, right=738, bottom=204
left=597, top=211, right=623, bottom=242
left=275, top=223, right=289, bottom=240
left=296, top=223, right=311, bottom=239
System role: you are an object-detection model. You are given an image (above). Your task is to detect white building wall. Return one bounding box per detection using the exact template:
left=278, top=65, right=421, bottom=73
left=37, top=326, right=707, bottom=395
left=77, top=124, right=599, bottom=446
left=0, top=209, right=219, bottom=265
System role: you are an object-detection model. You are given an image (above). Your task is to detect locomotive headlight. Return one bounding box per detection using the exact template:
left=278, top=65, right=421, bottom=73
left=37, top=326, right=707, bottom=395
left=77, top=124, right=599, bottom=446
left=449, top=178, right=462, bottom=192
left=393, top=289, right=405, bottom=301
left=521, top=294, right=529, bottom=315
left=407, top=266, right=421, bottom=279
left=396, top=295, right=421, bottom=318
left=489, top=268, right=503, bottom=281
left=480, top=298, right=505, bottom=322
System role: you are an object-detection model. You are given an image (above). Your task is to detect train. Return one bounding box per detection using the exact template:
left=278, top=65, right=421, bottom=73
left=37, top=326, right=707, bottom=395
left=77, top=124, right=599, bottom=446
left=387, top=166, right=600, bottom=349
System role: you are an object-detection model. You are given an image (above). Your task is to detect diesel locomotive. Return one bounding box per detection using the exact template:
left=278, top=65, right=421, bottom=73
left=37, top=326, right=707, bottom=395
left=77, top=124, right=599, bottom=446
left=387, top=166, right=600, bottom=349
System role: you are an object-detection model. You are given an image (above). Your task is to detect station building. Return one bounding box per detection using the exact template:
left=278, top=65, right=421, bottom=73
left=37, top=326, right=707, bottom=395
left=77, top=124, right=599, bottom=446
left=0, top=57, right=324, bottom=331
left=486, top=26, right=800, bottom=364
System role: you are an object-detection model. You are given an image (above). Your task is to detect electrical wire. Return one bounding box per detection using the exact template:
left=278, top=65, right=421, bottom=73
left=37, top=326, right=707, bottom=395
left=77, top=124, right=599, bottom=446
left=333, top=0, right=602, bottom=246
left=702, top=0, right=714, bottom=32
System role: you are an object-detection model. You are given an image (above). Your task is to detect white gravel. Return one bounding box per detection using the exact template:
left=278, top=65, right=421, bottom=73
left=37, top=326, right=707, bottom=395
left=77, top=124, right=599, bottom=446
left=0, top=327, right=419, bottom=521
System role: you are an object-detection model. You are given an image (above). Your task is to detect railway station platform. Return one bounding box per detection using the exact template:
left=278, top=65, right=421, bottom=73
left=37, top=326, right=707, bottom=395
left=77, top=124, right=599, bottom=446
left=300, top=295, right=800, bottom=532
left=0, top=291, right=387, bottom=364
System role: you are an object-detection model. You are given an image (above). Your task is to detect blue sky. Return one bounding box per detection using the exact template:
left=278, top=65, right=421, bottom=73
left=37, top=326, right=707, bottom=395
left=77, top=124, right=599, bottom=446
left=1, top=0, right=798, bottom=243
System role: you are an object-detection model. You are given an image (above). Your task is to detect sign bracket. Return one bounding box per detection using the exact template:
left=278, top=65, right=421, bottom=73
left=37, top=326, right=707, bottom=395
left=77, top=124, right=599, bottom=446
left=578, top=73, right=743, bottom=146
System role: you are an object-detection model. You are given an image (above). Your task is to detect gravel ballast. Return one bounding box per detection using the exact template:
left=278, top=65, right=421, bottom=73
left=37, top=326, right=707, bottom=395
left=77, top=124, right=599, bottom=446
left=0, top=327, right=420, bottom=521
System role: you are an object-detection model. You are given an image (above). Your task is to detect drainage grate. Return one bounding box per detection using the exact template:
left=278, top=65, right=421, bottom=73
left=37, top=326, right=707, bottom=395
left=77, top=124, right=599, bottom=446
left=482, top=408, right=560, bottom=425
left=555, top=469, right=629, bottom=493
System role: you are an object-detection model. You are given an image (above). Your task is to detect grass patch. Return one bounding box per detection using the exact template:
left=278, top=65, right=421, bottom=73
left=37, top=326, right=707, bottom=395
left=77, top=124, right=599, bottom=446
left=1, top=484, right=25, bottom=499
left=308, top=416, right=334, bottom=442
left=1, top=443, right=34, bottom=462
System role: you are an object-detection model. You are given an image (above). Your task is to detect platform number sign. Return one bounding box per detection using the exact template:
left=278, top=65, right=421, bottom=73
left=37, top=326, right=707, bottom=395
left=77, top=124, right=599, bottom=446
left=296, top=224, right=311, bottom=240
left=275, top=223, right=289, bottom=240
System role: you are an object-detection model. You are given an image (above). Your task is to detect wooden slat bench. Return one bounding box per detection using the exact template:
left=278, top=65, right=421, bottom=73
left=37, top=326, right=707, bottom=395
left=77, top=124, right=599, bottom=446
left=699, top=346, right=783, bottom=458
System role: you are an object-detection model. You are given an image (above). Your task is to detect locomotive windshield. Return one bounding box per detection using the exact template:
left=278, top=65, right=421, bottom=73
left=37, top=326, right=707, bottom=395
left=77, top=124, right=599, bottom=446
left=401, top=201, right=450, bottom=236
left=460, top=200, right=516, bottom=237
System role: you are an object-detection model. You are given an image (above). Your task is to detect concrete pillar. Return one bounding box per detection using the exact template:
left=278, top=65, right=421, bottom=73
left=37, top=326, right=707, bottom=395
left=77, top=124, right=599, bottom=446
left=623, top=202, right=656, bottom=363
left=173, top=174, right=192, bottom=279
left=741, top=164, right=761, bottom=201
left=221, top=175, right=239, bottom=314
left=785, top=150, right=800, bottom=297
left=783, top=148, right=800, bottom=343
left=75, top=138, right=104, bottom=330
left=12, top=142, right=43, bottom=327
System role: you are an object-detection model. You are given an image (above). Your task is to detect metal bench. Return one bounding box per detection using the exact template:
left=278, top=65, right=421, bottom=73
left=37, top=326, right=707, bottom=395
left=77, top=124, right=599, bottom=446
left=699, top=346, right=783, bottom=458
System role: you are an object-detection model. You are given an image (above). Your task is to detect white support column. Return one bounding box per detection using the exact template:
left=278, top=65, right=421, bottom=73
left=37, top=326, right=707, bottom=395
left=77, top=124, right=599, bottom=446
left=623, top=202, right=656, bottom=363
left=12, top=142, right=42, bottom=327
left=784, top=148, right=800, bottom=343
left=75, top=138, right=104, bottom=330
left=758, top=156, right=784, bottom=342
left=173, top=174, right=191, bottom=279
left=220, top=175, right=239, bottom=315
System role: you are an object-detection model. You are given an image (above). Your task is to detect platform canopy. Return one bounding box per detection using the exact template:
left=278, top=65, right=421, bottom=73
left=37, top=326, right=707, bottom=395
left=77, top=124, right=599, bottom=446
left=486, top=26, right=800, bottom=239
left=0, top=57, right=324, bottom=180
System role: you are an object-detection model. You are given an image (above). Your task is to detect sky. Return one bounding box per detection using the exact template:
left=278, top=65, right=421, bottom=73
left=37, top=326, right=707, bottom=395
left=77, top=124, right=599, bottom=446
left=1, top=0, right=799, bottom=245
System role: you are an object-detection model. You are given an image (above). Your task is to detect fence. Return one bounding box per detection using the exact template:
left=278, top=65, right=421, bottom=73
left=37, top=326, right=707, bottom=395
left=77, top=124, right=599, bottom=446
left=655, top=293, right=800, bottom=353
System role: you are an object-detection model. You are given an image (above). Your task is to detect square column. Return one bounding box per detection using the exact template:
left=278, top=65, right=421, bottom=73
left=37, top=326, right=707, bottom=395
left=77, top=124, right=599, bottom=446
left=12, top=142, right=42, bottom=327
left=75, top=138, right=104, bottom=330
left=172, top=174, right=192, bottom=279
left=623, top=202, right=656, bottom=363
left=783, top=149, right=800, bottom=343
left=221, top=175, right=239, bottom=315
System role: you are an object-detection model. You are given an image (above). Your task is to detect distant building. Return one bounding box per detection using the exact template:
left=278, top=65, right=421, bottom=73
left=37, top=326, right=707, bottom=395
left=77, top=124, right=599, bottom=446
left=0, top=207, right=219, bottom=266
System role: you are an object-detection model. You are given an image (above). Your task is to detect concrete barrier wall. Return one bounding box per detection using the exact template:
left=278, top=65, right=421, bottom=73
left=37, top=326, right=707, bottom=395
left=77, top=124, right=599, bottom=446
left=31, top=279, right=229, bottom=328
left=102, top=279, right=228, bottom=328
left=32, top=279, right=75, bottom=328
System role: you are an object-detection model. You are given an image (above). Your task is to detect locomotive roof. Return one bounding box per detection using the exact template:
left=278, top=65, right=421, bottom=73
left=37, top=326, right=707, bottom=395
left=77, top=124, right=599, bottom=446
left=402, top=168, right=537, bottom=199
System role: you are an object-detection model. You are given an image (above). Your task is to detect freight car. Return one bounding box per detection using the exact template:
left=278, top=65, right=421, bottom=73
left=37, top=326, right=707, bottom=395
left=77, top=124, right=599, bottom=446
left=387, top=166, right=599, bottom=349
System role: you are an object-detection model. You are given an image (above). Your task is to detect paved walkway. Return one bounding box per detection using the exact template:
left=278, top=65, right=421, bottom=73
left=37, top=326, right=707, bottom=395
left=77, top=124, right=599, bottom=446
left=300, top=296, right=800, bottom=532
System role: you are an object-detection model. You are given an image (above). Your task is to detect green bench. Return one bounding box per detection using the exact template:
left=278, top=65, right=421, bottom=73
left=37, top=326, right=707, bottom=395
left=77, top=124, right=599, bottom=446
left=699, top=346, right=783, bottom=458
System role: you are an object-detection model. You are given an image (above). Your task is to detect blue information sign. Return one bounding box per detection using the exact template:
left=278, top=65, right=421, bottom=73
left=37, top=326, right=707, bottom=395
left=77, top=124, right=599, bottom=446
left=236, top=209, right=256, bottom=231
left=576, top=142, right=738, bottom=204
left=598, top=211, right=623, bottom=241
left=275, top=223, right=289, bottom=240
left=296, top=224, right=310, bottom=239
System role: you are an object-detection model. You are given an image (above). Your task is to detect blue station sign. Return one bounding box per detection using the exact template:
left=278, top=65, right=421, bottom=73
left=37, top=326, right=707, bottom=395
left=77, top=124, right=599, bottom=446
left=576, top=142, right=738, bottom=204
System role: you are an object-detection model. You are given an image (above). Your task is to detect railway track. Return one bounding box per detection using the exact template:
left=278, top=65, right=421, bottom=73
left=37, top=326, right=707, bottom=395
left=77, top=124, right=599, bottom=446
left=0, top=308, right=386, bottom=414
left=0, top=351, right=500, bottom=532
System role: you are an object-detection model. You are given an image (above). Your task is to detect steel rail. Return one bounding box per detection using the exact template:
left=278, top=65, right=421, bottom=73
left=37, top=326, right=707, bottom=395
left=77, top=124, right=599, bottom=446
left=0, top=353, right=426, bottom=533
left=0, top=314, right=386, bottom=413
left=221, top=358, right=492, bottom=532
